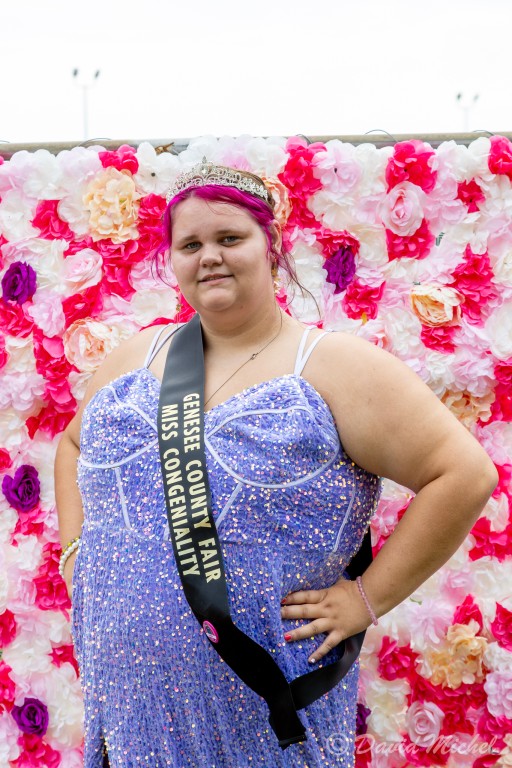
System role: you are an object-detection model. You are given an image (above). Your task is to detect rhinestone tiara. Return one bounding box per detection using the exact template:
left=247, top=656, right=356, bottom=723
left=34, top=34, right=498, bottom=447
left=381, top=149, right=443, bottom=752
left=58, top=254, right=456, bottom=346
left=166, top=158, right=271, bottom=204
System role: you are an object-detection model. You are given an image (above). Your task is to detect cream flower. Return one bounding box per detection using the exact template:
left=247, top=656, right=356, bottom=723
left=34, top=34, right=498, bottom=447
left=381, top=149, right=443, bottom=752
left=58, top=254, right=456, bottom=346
left=424, top=620, right=487, bottom=688
left=83, top=167, right=140, bottom=242
left=63, top=318, right=136, bottom=373
left=410, top=284, right=463, bottom=326
left=261, top=177, right=292, bottom=228
left=441, top=389, right=495, bottom=428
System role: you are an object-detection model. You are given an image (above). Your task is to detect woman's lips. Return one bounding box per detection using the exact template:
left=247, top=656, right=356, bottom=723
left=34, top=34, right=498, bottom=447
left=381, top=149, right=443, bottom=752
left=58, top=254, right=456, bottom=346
left=200, top=274, right=231, bottom=283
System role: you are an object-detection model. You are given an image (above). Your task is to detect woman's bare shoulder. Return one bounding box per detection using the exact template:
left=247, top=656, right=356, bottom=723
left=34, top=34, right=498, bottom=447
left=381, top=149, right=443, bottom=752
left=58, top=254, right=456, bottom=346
left=64, top=324, right=173, bottom=444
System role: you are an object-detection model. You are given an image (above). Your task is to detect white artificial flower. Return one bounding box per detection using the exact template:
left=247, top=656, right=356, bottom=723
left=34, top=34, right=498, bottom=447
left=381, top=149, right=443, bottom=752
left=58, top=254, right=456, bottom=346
left=134, top=141, right=181, bottom=196
left=482, top=493, right=509, bottom=533
left=288, top=240, right=325, bottom=324
left=245, top=136, right=288, bottom=178
left=484, top=642, right=512, bottom=673
left=357, top=233, right=389, bottom=271
left=0, top=371, right=45, bottom=413
left=476, top=421, right=512, bottom=465
left=402, top=598, right=453, bottom=652
left=379, top=306, right=424, bottom=361
left=0, top=189, right=38, bottom=240
left=485, top=302, right=512, bottom=359
left=0, top=408, right=27, bottom=452
left=0, top=713, right=21, bottom=763
left=8, top=535, right=42, bottom=576
left=128, top=289, right=177, bottom=327
left=365, top=677, right=408, bottom=741
left=423, top=349, right=456, bottom=396
left=28, top=664, right=84, bottom=748
left=2, top=630, right=53, bottom=675
left=68, top=370, right=92, bottom=402
left=26, top=290, right=66, bottom=337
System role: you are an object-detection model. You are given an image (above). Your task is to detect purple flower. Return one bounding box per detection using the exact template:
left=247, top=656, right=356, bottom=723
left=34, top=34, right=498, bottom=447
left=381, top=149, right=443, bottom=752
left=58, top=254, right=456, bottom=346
left=11, top=697, right=49, bottom=736
left=2, top=464, right=40, bottom=512
left=356, top=702, right=371, bottom=735
left=323, top=246, right=356, bottom=294
left=1, top=261, right=37, bottom=304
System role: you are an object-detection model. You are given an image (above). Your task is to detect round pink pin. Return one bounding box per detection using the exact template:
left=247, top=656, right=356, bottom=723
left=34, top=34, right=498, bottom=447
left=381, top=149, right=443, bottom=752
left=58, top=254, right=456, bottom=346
left=202, top=620, right=219, bottom=644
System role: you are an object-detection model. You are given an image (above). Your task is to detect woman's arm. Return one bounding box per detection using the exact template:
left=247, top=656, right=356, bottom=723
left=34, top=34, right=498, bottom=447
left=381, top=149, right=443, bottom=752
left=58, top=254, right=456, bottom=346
left=281, top=333, right=498, bottom=662
left=55, top=421, right=83, bottom=596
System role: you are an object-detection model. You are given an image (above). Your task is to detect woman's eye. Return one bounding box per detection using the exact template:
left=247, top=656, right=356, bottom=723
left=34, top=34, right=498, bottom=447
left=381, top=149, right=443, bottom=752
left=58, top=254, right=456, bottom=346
left=222, top=235, right=239, bottom=244
left=184, top=242, right=200, bottom=251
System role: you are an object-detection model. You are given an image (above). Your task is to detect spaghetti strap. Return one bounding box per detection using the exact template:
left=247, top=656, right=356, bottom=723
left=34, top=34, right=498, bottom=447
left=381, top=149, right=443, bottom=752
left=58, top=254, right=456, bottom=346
left=143, top=324, right=180, bottom=369
left=294, top=329, right=331, bottom=377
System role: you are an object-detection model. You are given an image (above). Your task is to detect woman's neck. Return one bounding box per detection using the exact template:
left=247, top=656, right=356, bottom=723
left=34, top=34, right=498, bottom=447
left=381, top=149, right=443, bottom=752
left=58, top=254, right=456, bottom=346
left=200, top=302, right=284, bottom=355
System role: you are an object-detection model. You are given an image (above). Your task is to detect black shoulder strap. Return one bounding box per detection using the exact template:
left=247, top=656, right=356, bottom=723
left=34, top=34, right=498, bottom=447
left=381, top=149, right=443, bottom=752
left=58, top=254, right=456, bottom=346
left=157, top=314, right=373, bottom=749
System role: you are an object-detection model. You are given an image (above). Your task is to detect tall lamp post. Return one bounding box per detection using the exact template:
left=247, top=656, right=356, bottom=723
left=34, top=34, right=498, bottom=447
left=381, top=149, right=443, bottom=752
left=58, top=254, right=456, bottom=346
left=456, top=92, right=479, bottom=132
left=72, top=69, right=101, bottom=140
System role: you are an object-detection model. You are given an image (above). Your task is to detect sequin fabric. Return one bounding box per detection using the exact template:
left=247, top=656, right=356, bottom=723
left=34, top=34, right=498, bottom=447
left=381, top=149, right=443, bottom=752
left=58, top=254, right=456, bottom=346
left=73, top=353, right=381, bottom=767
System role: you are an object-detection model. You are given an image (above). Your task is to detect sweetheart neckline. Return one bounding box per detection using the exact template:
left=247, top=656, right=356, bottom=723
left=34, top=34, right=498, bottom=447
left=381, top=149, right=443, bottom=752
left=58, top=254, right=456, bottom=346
left=91, top=366, right=334, bottom=421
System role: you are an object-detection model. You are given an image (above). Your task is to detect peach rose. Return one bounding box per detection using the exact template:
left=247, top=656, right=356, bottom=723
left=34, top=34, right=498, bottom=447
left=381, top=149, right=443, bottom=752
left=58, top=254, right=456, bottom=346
left=411, top=284, right=463, bottom=327
left=261, top=177, right=292, bottom=228
left=441, top=389, right=494, bottom=428
left=426, top=620, right=487, bottom=688
left=63, top=318, right=134, bottom=373
left=83, top=167, right=140, bottom=243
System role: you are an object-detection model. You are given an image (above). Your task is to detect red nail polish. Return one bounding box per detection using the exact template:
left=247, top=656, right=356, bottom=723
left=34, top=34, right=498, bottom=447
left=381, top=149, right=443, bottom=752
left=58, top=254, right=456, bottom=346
left=281, top=598, right=287, bottom=605
left=284, top=633, right=292, bottom=642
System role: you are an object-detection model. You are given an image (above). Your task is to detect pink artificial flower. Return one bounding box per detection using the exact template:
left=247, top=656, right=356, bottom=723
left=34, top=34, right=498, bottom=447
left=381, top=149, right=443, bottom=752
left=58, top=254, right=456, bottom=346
left=33, top=542, right=70, bottom=613
left=12, top=503, right=46, bottom=538
left=63, top=236, right=94, bottom=257
left=50, top=644, right=79, bottom=677
left=32, top=330, right=75, bottom=381
left=469, top=516, right=512, bottom=562
left=0, top=300, right=34, bottom=338
left=489, top=359, right=512, bottom=423
left=26, top=388, right=78, bottom=438
left=61, top=285, right=102, bottom=326
left=31, top=200, right=74, bottom=241
left=477, top=709, right=512, bottom=752
left=0, top=333, right=8, bottom=369
left=63, top=248, right=103, bottom=292
left=0, top=448, right=12, bottom=471
left=386, top=140, right=438, bottom=193
left=377, top=636, right=419, bottom=681
left=342, top=279, right=385, bottom=320
left=385, top=218, right=435, bottom=261
left=278, top=138, right=326, bottom=229
left=0, top=660, right=16, bottom=712
left=484, top=670, right=512, bottom=720
left=448, top=246, right=497, bottom=325
left=13, top=733, right=61, bottom=768
left=99, top=258, right=136, bottom=301
left=493, top=463, right=512, bottom=501
left=488, top=135, right=512, bottom=181
left=421, top=322, right=456, bottom=353
left=490, top=603, right=512, bottom=652
left=379, top=182, right=425, bottom=237
left=457, top=179, right=485, bottom=213
left=99, top=143, right=139, bottom=174
left=315, top=227, right=360, bottom=260
left=406, top=700, right=444, bottom=749
left=0, top=609, right=18, bottom=648
left=452, top=595, right=484, bottom=633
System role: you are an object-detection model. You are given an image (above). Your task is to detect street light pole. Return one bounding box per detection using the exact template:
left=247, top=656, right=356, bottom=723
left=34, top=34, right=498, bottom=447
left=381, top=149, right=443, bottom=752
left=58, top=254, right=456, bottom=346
left=456, top=92, right=479, bottom=132
left=72, top=69, right=101, bottom=140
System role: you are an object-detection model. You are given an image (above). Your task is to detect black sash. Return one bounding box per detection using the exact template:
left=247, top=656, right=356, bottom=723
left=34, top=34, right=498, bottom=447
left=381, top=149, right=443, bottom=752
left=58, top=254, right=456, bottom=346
left=157, top=314, right=373, bottom=749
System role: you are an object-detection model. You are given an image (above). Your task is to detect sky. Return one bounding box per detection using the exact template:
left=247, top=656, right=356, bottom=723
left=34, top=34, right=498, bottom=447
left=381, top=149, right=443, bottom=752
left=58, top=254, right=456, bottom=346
left=2, top=0, right=510, bottom=146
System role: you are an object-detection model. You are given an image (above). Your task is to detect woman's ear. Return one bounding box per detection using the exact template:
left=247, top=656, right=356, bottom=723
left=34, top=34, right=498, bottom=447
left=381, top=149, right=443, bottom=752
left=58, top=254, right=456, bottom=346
left=269, top=221, right=282, bottom=255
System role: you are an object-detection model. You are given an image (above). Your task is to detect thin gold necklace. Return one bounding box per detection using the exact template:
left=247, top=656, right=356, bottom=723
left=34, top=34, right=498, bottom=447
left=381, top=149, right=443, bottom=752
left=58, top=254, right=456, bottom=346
left=204, top=312, right=284, bottom=407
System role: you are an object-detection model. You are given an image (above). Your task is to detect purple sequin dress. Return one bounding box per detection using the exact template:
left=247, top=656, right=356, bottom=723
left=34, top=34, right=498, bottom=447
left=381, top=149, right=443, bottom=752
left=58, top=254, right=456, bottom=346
left=72, top=326, right=380, bottom=767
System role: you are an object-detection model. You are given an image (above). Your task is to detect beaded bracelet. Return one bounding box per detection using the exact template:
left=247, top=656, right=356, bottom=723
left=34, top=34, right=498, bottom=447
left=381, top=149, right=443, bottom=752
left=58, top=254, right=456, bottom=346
left=356, top=576, right=378, bottom=626
left=59, top=536, right=81, bottom=578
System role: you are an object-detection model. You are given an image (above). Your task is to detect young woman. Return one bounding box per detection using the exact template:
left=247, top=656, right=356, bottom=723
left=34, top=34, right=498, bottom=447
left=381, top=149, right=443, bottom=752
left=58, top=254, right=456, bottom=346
left=56, top=161, right=497, bottom=767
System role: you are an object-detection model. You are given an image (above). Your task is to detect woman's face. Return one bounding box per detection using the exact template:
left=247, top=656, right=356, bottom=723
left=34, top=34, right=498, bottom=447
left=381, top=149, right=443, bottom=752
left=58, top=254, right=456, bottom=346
left=170, top=195, right=279, bottom=316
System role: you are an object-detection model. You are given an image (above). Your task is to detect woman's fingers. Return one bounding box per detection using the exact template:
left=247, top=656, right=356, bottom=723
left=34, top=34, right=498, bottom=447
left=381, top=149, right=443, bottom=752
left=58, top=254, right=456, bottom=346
left=281, top=588, right=328, bottom=608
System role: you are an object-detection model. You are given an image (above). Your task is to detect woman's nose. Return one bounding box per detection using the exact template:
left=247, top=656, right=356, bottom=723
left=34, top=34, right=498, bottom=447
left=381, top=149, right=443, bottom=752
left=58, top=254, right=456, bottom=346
left=199, top=243, right=223, bottom=265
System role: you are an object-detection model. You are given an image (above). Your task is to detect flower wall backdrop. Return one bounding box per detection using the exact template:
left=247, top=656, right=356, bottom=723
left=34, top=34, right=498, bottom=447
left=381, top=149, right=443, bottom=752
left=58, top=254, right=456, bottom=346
left=0, top=135, right=511, bottom=767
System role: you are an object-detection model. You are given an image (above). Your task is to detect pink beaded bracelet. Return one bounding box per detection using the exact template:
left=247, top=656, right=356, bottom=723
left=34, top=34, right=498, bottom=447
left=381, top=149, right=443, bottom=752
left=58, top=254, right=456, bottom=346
left=356, top=576, right=378, bottom=626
